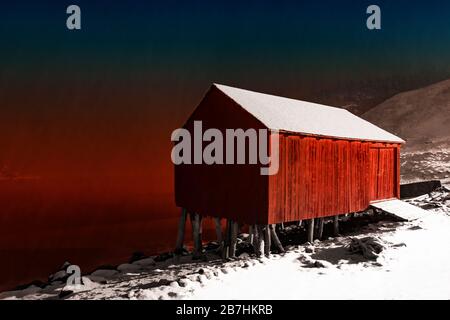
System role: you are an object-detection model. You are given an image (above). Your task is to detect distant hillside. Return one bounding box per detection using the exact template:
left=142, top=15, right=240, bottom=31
left=362, top=79, right=450, bottom=151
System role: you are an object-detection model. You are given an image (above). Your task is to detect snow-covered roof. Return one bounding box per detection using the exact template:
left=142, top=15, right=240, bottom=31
left=214, top=84, right=405, bottom=143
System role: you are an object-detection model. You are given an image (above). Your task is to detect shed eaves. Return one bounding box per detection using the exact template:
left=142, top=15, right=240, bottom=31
left=214, top=84, right=405, bottom=143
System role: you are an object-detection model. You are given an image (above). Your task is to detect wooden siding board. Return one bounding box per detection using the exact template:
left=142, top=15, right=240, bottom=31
left=267, top=135, right=401, bottom=224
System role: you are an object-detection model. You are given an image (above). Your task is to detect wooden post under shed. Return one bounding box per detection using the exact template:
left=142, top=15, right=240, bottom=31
left=270, top=224, right=284, bottom=253
left=214, top=217, right=223, bottom=252
left=333, top=215, right=339, bottom=236
left=222, top=219, right=232, bottom=260
left=263, top=225, right=271, bottom=256
left=307, top=219, right=314, bottom=243
left=190, top=213, right=203, bottom=259
left=316, top=218, right=324, bottom=240
left=174, top=208, right=187, bottom=254
left=229, top=221, right=238, bottom=258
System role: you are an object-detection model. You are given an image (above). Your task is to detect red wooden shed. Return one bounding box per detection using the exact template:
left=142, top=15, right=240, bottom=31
left=173, top=84, right=404, bottom=256
left=175, top=84, right=404, bottom=258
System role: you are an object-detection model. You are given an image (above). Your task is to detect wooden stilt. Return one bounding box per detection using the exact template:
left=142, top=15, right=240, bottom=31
left=307, top=218, right=315, bottom=243
left=248, top=225, right=254, bottom=245
left=175, top=208, right=188, bottom=254
left=197, top=215, right=203, bottom=251
left=317, top=218, right=324, bottom=240
left=214, top=217, right=223, bottom=253
left=254, top=225, right=263, bottom=256
left=298, top=220, right=303, bottom=227
left=333, top=215, right=339, bottom=236
left=280, top=222, right=285, bottom=230
left=263, top=225, right=271, bottom=256
left=251, top=225, right=257, bottom=253
left=230, top=221, right=238, bottom=258
left=189, top=212, right=196, bottom=252
left=190, top=213, right=203, bottom=259
left=222, top=219, right=231, bottom=260
left=270, top=224, right=284, bottom=253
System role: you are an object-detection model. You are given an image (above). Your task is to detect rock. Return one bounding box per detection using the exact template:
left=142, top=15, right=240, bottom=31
left=305, top=246, right=314, bottom=253
left=47, top=281, right=63, bottom=287
left=86, top=275, right=107, bottom=284
left=197, top=275, right=207, bottom=284
left=192, top=253, right=208, bottom=261
left=239, top=233, right=250, bottom=240
left=58, top=290, right=74, bottom=299
left=174, top=247, right=190, bottom=256
left=314, top=260, right=332, bottom=268
left=91, top=269, right=119, bottom=278
left=204, top=242, right=220, bottom=251
left=129, top=252, right=148, bottom=264
left=238, top=252, right=250, bottom=259
left=132, top=257, right=156, bottom=267
left=178, top=279, right=189, bottom=287
left=298, top=255, right=317, bottom=268
left=0, top=285, right=42, bottom=300
left=49, top=270, right=67, bottom=282
left=372, top=262, right=383, bottom=267
left=60, top=261, right=71, bottom=271
left=392, top=243, right=407, bottom=248
left=348, top=237, right=384, bottom=260
left=117, top=263, right=142, bottom=273
left=14, top=280, right=46, bottom=291
left=24, top=285, right=42, bottom=295
left=155, top=252, right=173, bottom=262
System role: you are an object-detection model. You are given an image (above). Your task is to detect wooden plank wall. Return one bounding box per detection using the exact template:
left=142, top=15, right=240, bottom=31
left=369, top=146, right=397, bottom=201
left=174, top=86, right=269, bottom=225
left=268, top=134, right=400, bottom=224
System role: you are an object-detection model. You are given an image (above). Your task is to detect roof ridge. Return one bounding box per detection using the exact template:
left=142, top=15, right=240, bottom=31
left=214, top=83, right=347, bottom=112
left=210, top=83, right=404, bottom=144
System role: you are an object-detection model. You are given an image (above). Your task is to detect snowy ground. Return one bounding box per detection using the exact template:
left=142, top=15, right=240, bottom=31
left=1, top=187, right=449, bottom=300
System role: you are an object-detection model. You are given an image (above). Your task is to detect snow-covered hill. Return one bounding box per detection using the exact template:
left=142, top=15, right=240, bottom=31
left=363, top=79, right=450, bottom=150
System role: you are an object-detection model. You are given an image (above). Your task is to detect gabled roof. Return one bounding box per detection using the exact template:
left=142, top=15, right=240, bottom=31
left=213, top=84, right=405, bottom=144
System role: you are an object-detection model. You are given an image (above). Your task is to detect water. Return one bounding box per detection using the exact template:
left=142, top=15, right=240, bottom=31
left=0, top=178, right=217, bottom=291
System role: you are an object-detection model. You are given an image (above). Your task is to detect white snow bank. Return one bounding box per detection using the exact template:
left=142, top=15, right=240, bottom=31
left=184, top=213, right=450, bottom=300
